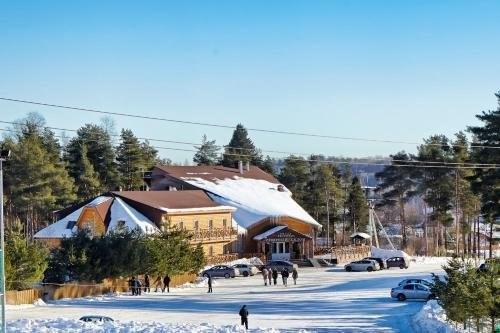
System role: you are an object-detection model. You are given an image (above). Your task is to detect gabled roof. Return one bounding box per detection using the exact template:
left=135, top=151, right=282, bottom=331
left=155, top=165, right=279, bottom=184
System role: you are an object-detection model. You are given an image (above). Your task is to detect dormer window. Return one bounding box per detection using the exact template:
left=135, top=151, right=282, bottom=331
left=66, top=221, right=76, bottom=229
left=117, top=220, right=126, bottom=229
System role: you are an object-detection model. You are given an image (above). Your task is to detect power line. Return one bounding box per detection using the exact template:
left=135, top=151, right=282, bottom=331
left=1, top=97, right=499, bottom=150
left=1, top=123, right=498, bottom=168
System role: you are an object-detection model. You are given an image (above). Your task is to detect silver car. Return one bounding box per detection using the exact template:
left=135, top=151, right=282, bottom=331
left=201, top=265, right=236, bottom=279
left=398, top=278, right=433, bottom=288
left=232, top=264, right=259, bottom=277
left=391, top=283, right=435, bottom=301
left=344, top=259, right=380, bottom=272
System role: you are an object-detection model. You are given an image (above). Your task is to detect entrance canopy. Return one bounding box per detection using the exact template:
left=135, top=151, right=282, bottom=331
left=253, top=225, right=312, bottom=242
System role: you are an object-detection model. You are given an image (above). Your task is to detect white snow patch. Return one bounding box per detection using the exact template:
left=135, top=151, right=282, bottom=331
left=254, top=226, right=287, bottom=241
left=6, top=318, right=287, bottom=333
left=371, top=246, right=411, bottom=260
left=413, top=300, right=461, bottom=333
left=180, top=177, right=320, bottom=230
left=108, top=197, right=159, bottom=235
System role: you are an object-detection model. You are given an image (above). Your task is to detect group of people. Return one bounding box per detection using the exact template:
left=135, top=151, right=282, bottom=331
left=128, top=274, right=172, bottom=295
left=261, top=267, right=298, bottom=287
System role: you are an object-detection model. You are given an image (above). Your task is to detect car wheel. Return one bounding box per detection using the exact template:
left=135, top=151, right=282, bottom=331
left=243, top=271, right=249, bottom=277
left=345, top=266, right=352, bottom=272
left=203, top=273, right=209, bottom=278
left=367, top=266, right=373, bottom=272
left=224, top=273, right=230, bottom=279
left=399, top=264, right=405, bottom=269
left=397, top=294, right=406, bottom=301
left=428, top=294, right=435, bottom=301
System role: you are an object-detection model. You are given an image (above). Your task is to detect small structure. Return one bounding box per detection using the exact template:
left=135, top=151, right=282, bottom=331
left=350, top=232, right=371, bottom=246
left=253, top=226, right=313, bottom=260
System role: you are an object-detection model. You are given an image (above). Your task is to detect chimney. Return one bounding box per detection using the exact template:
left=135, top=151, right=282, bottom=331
left=238, top=160, right=243, bottom=174
left=245, top=161, right=250, bottom=171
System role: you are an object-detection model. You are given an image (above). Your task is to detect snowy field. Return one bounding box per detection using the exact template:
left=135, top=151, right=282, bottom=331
left=7, top=258, right=447, bottom=332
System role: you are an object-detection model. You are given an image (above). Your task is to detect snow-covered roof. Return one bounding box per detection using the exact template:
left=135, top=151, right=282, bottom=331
left=180, top=176, right=321, bottom=231
left=34, top=197, right=113, bottom=239
left=159, top=206, right=236, bottom=214
left=108, top=197, right=159, bottom=235
left=253, top=226, right=287, bottom=241
left=34, top=196, right=159, bottom=239
left=350, top=232, right=371, bottom=239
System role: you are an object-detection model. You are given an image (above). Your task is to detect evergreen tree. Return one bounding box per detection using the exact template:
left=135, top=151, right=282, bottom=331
left=347, top=177, right=369, bottom=233
left=221, top=124, right=263, bottom=168
left=140, top=140, right=159, bottom=169
left=116, top=129, right=146, bottom=190
left=193, top=135, right=220, bottom=166
left=468, top=92, right=500, bottom=257
left=417, top=135, right=454, bottom=255
left=74, top=144, right=101, bottom=200
left=5, top=221, right=49, bottom=290
left=278, top=156, right=310, bottom=207
left=375, top=151, right=418, bottom=249
left=261, top=155, right=276, bottom=175
left=65, top=124, right=119, bottom=191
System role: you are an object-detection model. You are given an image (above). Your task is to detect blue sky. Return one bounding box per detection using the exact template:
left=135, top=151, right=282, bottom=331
left=1, top=1, right=499, bottom=162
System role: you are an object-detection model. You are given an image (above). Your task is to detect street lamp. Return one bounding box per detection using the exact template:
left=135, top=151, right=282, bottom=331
left=0, top=148, right=10, bottom=333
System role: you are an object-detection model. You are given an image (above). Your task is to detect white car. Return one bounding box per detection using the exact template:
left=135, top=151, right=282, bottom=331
left=344, top=259, right=380, bottom=272
left=398, top=278, right=433, bottom=288
left=391, top=283, right=435, bottom=301
left=232, top=264, right=259, bottom=277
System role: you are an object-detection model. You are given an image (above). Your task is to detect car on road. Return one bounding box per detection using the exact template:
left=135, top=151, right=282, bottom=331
left=266, top=260, right=298, bottom=272
left=232, top=264, right=259, bottom=277
left=398, top=278, right=433, bottom=288
left=80, top=315, right=114, bottom=323
left=344, top=259, right=380, bottom=272
left=363, top=257, right=387, bottom=269
left=201, top=265, right=236, bottom=278
left=386, top=257, right=409, bottom=269
left=391, top=283, right=435, bottom=301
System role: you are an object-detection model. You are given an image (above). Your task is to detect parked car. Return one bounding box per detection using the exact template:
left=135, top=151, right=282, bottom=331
left=363, top=257, right=387, bottom=269
left=266, top=260, right=298, bottom=272
left=80, top=315, right=114, bottom=323
left=201, top=265, right=236, bottom=278
left=232, top=264, right=259, bottom=277
left=398, top=278, right=433, bottom=288
left=386, top=257, right=409, bottom=269
left=391, top=283, right=435, bottom=301
left=344, top=259, right=380, bottom=272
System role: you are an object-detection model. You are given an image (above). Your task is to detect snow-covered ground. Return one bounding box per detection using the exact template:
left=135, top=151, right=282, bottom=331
left=7, top=260, right=447, bottom=332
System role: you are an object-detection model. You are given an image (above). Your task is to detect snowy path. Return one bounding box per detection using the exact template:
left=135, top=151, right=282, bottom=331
left=7, top=259, right=444, bottom=332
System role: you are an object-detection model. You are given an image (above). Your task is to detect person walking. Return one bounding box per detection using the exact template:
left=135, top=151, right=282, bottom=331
left=267, top=268, right=272, bottom=286
left=163, top=275, right=171, bottom=293
left=153, top=276, right=163, bottom=292
left=128, top=277, right=135, bottom=295
left=144, top=274, right=150, bottom=293
left=135, top=278, right=142, bottom=295
left=207, top=275, right=213, bottom=293
left=281, top=268, right=289, bottom=287
left=262, top=268, right=268, bottom=286
left=239, top=305, right=249, bottom=330
left=292, top=268, right=298, bottom=285
left=272, top=268, right=278, bottom=286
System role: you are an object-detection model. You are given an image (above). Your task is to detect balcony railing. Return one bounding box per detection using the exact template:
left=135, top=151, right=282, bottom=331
left=190, top=228, right=238, bottom=241
left=205, top=253, right=239, bottom=265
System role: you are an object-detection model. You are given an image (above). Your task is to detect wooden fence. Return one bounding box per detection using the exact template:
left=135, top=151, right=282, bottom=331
left=6, top=272, right=198, bottom=305
left=315, top=245, right=371, bottom=264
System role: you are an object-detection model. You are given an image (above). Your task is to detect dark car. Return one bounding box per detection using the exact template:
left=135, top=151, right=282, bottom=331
left=266, top=260, right=298, bottom=272
left=386, top=257, right=409, bottom=269
left=80, top=316, right=114, bottom=323
left=363, top=257, right=387, bottom=269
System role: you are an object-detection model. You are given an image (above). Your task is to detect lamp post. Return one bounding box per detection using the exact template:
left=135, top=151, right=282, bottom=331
left=0, top=149, right=11, bottom=333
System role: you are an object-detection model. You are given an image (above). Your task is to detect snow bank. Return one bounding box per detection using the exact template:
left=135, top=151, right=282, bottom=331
left=371, top=246, right=411, bottom=260
left=6, top=319, right=288, bottom=333
left=413, top=300, right=460, bottom=333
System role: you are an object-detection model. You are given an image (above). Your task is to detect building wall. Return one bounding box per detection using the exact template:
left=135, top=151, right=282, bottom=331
left=76, top=208, right=106, bottom=236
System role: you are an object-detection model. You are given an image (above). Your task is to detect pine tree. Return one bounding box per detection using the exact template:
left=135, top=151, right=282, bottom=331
left=76, top=144, right=101, bottom=200
left=261, top=155, right=276, bottom=175
left=221, top=124, right=263, bottom=168
left=278, top=156, right=310, bottom=207
left=193, top=135, right=220, bottom=166
left=140, top=140, right=159, bottom=170
left=65, top=124, right=119, bottom=191
left=375, top=151, right=418, bottom=249
left=347, top=177, right=369, bottom=233
left=116, top=129, right=146, bottom=190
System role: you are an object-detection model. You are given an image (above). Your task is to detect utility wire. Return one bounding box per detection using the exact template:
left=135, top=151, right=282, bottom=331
left=1, top=121, right=498, bottom=168
left=1, top=97, right=499, bottom=150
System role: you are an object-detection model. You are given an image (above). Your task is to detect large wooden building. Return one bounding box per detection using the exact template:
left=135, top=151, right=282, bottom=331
left=146, top=165, right=322, bottom=260
left=34, top=190, right=237, bottom=258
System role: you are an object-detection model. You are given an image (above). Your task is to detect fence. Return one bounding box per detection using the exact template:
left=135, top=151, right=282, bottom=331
left=6, top=272, right=198, bottom=305
left=315, top=245, right=371, bottom=264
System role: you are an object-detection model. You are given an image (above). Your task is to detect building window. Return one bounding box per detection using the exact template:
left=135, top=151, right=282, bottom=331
left=209, top=220, right=213, bottom=230
left=223, top=219, right=227, bottom=228
left=178, top=221, right=184, bottom=230
left=66, top=221, right=76, bottom=230
left=194, top=220, right=199, bottom=230
left=209, top=246, right=214, bottom=256
left=117, top=220, right=126, bottom=229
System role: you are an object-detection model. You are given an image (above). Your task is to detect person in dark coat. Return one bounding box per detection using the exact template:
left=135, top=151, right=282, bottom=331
left=281, top=268, right=289, bottom=286
left=239, top=305, right=249, bottom=330
left=144, top=274, right=150, bottom=293
left=163, top=275, right=171, bottom=293
left=272, top=268, right=278, bottom=286
left=207, top=275, right=213, bottom=293
left=128, top=277, right=135, bottom=295
left=292, top=268, right=298, bottom=285
left=134, top=278, right=142, bottom=295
